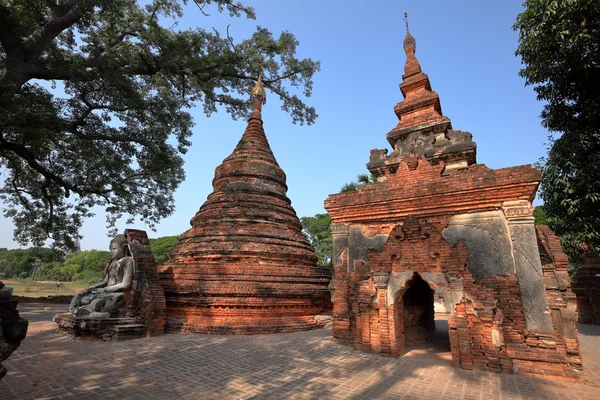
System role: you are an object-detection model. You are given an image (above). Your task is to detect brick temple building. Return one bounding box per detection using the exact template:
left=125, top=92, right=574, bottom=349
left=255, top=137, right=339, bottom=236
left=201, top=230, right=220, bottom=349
left=158, top=74, right=331, bottom=334
left=572, top=249, right=600, bottom=325
left=324, top=23, right=581, bottom=379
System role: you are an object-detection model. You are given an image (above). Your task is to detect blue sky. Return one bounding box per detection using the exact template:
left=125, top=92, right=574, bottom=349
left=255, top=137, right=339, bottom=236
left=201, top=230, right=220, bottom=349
left=0, top=0, right=550, bottom=251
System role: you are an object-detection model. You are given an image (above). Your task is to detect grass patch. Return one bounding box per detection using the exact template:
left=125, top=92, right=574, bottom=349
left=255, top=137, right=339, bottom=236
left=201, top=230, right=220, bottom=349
left=3, top=279, right=87, bottom=298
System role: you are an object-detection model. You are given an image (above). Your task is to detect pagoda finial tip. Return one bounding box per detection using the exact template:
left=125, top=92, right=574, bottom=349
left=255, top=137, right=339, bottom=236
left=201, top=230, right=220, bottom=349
left=250, top=63, right=267, bottom=112
left=403, top=12, right=416, bottom=54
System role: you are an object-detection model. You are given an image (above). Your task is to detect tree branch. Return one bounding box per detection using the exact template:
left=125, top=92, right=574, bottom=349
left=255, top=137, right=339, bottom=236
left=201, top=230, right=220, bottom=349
left=40, top=180, right=54, bottom=237
left=0, top=6, right=24, bottom=61
left=11, top=175, right=32, bottom=213
left=0, top=136, right=79, bottom=197
left=23, top=0, right=97, bottom=60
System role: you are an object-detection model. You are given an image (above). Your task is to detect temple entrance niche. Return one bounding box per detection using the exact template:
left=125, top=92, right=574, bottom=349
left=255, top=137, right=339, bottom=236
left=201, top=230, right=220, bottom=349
left=390, top=271, right=453, bottom=357
left=400, top=273, right=435, bottom=346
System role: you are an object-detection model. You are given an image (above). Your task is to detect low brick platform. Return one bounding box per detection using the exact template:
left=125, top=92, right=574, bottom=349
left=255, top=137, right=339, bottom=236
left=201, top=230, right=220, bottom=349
left=53, top=313, right=146, bottom=341
left=1, top=304, right=600, bottom=399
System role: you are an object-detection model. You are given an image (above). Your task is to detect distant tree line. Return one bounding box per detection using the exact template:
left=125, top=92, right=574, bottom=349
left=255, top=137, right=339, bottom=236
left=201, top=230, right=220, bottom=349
left=0, top=234, right=181, bottom=284
left=0, top=247, right=108, bottom=284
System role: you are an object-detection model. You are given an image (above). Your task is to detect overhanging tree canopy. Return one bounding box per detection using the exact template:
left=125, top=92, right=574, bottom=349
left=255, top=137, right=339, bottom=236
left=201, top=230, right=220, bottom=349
left=0, top=0, right=319, bottom=250
left=515, top=0, right=600, bottom=260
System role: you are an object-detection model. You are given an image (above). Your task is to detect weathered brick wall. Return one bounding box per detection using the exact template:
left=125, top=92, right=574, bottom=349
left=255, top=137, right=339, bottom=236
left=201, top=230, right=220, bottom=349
left=326, top=155, right=541, bottom=224
left=325, top=156, right=581, bottom=380
left=572, top=247, right=600, bottom=325
left=158, top=111, right=331, bottom=335
left=124, top=229, right=167, bottom=337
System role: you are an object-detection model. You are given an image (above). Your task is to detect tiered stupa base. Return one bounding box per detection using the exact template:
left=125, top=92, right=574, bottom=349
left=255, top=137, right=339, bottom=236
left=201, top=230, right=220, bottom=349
left=164, top=298, right=329, bottom=334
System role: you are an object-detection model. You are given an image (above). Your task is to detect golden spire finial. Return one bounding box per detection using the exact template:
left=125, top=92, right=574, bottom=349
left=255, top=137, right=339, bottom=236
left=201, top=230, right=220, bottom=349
left=250, top=64, right=267, bottom=113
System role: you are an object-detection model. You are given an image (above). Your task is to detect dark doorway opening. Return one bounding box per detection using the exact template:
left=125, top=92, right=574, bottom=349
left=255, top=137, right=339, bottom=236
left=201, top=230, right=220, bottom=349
left=402, top=272, right=435, bottom=346
left=401, top=272, right=451, bottom=355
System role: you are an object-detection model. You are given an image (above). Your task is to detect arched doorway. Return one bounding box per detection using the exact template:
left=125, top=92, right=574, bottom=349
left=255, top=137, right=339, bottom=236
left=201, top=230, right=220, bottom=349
left=402, top=273, right=435, bottom=345
left=391, top=272, right=452, bottom=357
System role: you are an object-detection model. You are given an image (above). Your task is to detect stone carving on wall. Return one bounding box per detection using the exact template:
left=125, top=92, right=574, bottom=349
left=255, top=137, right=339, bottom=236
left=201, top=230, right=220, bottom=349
left=443, top=211, right=514, bottom=279
left=392, top=129, right=476, bottom=159
left=331, top=223, right=350, bottom=266
left=69, top=234, right=134, bottom=319
left=504, top=201, right=553, bottom=332
left=347, top=226, right=388, bottom=273
left=509, top=223, right=553, bottom=332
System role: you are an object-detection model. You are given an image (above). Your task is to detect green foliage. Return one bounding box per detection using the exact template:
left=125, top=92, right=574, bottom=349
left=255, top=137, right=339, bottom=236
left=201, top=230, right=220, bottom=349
left=300, top=213, right=332, bottom=266
left=63, top=250, right=110, bottom=283
left=515, top=0, right=600, bottom=261
left=0, top=247, right=108, bottom=283
left=340, top=174, right=377, bottom=193
left=35, top=249, right=109, bottom=283
left=0, top=247, right=65, bottom=279
left=340, top=182, right=358, bottom=193
left=533, top=206, right=548, bottom=225
left=0, top=0, right=320, bottom=251
left=515, top=0, right=600, bottom=135
left=149, top=234, right=181, bottom=264
left=537, top=134, right=600, bottom=261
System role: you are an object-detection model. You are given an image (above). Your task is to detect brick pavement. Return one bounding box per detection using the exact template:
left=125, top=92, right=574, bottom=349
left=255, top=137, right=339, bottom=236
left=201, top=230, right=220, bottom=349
left=1, top=304, right=600, bottom=399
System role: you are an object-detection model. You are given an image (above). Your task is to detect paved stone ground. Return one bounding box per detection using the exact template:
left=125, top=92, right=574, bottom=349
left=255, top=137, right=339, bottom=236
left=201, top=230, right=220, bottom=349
left=1, top=304, right=600, bottom=400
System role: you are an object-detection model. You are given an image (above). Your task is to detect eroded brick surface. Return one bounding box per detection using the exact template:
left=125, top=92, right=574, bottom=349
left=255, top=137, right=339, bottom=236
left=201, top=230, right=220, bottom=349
left=324, top=27, right=581, bottom=379
left=158, top=109, right=330, bottom=334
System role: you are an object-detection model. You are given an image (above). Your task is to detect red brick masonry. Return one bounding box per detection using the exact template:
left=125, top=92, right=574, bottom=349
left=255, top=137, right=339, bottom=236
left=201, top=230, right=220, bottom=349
left=158, top=108, right=330, bottom=334
left=323, top=25, right=581, bottom=380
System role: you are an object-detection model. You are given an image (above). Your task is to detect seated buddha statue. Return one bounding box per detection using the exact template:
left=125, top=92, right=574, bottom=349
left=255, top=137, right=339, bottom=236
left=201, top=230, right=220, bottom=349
left=69, top=234, right=134, bottom=319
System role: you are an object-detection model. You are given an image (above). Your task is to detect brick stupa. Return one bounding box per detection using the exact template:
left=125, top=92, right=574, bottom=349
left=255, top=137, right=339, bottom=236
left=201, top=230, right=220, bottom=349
left=158, top=73, right=331, bottom=334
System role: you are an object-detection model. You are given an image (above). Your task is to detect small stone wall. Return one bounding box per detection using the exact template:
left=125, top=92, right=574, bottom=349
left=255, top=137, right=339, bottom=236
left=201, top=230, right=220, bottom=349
left=0, top=283, right=28, bottom=380
left=14, top=295, right=71, bottom=304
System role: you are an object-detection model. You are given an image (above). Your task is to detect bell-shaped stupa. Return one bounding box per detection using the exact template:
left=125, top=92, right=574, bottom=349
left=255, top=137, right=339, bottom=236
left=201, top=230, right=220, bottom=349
left=159, top=71, right=331, bottom=334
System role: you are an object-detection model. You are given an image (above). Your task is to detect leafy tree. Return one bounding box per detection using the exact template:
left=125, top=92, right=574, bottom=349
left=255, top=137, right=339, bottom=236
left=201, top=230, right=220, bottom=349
left=533, top=205, right=548, bottom=225
left=515, top=0, right=600, bottom=260
left=0, top=0, right=319, bottom=251
left=0, top=247, right=65, bottom=279
left=300, top=213, right=332, bottom=266
left=149, top=234, right=181, bottom=264
left=60, top=249, right=110, bottom=283
left=340, top=182, right=358, bottom=193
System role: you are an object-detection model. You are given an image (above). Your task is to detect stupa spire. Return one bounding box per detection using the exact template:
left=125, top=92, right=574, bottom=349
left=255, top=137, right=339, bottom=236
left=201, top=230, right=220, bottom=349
left=371, top=15, right=476, bottom=173
left=402, top=12, right=421, bottom=76
left=157, top=60, right=330, bottom=335
left=250, top=65, right=267, bottom=117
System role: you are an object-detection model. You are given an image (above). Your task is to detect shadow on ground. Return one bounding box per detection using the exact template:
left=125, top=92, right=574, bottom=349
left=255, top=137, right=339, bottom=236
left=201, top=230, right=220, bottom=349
left=1, top=304, right=600, bottom=399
